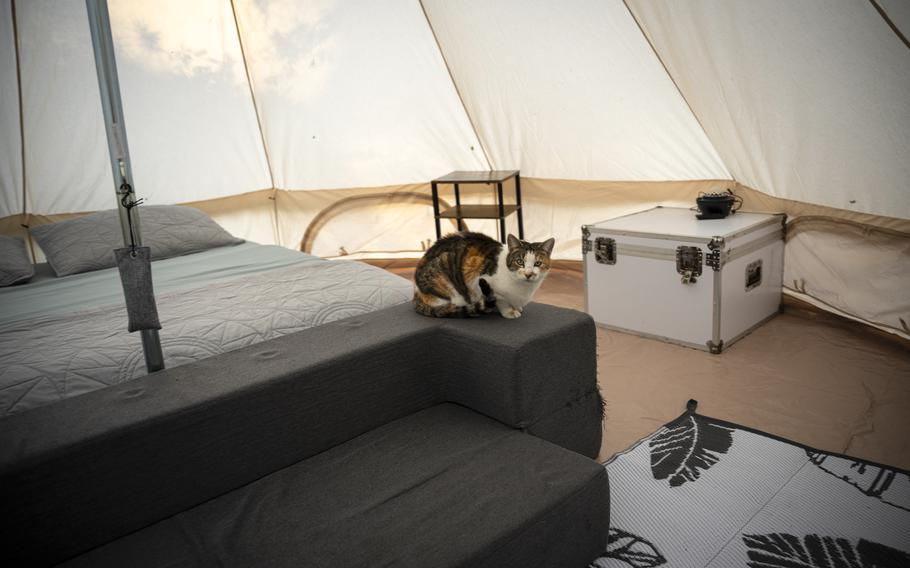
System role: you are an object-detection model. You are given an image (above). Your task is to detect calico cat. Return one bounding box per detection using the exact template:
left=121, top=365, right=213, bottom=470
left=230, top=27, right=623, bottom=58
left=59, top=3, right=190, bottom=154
left=413, top=232, right=555, bottom=318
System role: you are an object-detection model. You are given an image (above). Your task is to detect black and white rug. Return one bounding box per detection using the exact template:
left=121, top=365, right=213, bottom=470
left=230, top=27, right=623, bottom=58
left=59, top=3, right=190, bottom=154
left=590, top=401, right=910, bottom=567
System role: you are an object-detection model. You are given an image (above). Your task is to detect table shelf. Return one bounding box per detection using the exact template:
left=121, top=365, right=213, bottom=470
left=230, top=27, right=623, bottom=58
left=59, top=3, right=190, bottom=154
left=438, top=204, right=520, bottom=219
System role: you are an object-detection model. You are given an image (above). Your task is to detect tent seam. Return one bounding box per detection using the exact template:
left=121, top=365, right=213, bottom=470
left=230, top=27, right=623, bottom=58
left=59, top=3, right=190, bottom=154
left=228, top=0, right=280, bottom=245
left=621, top=0, right=734, bottom=183
left=868, top=0, right=910, bottom=50
left=10, top=0, right=35, bottom=262
left=417, top=0, right=494, bottom=171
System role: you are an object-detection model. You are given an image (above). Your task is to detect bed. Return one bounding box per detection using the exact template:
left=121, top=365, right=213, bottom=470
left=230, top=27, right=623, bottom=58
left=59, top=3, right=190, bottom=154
left=0, top=237, right=413, bottom=417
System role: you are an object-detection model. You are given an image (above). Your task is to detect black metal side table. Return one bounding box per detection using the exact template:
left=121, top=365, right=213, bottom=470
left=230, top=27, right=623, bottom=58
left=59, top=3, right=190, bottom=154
left=430, top=170, right=524, bottom=243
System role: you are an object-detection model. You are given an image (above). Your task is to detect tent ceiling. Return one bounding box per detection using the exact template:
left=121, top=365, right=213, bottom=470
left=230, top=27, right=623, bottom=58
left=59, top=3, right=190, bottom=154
left=230, top=0, right=488, bottom=190
left=0, top=4, right=21, bottom=217
left=109, top=0, right=272, bottom=206
left=627, top=0, right=910, bottom=219
left=4, top=0, right=908, bottom=219
left=421, top=0, right=730, bottom=181
left=14, top=0, right=110, bottom=216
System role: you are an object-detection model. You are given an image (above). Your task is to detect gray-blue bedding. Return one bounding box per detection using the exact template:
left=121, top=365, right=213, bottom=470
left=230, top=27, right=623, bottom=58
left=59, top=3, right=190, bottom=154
left=0, top=243, right=412, bottom=416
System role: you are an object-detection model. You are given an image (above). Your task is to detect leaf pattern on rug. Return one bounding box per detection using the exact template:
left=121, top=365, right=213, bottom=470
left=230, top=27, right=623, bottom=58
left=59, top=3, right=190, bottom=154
left=742, top=533, right=910, bottom=567
left=649, top=413, right=734, bottom=487
left=806, top=451, right=910, bottom=513
left=590, top=528, right=666, bottom=568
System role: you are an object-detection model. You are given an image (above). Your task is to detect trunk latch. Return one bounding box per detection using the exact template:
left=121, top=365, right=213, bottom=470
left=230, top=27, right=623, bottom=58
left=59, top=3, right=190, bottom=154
left=676, top=246, right=703, bottom=284
left=595, top=237, right=616, bottom=265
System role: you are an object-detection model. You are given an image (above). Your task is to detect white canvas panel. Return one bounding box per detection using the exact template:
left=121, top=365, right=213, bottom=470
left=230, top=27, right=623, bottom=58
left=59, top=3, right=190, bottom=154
left=16, top=0, right=111, bottom=215
left=420, top=0, right=729, bottom=181
left=785, top=228, right=910, bottom=338
left=231, top=0, right=487, bottom=190
left=108, top=0, right=272, bottom=205
left=0, top=1, right=22, bottom=217
left=627, top=0, right=910, bottom=219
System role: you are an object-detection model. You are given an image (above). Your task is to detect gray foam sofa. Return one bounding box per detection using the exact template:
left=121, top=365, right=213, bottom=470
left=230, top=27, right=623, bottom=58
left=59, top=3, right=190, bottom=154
left=0, top=302, right=609, bottom=567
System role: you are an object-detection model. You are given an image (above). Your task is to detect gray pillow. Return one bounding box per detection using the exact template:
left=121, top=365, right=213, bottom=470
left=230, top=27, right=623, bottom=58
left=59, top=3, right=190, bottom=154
left=0, top=235, right=35, bottom=286
left=31, top=205, right=244, bottom=277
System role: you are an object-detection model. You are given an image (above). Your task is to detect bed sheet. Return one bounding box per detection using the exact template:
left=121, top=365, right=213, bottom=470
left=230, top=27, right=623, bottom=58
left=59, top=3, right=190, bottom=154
left=2, top=243, right=332, bottom=324
left=0, top=243, right=413, bottom=416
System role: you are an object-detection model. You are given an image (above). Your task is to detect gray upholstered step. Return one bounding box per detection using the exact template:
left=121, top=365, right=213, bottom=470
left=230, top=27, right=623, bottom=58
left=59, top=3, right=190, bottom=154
left=61, top=403, right=609, bottom=568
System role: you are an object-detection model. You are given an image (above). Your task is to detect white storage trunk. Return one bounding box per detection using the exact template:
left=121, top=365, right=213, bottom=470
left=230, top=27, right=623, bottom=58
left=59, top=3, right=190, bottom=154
left=582, top=207, right=785, bottom=353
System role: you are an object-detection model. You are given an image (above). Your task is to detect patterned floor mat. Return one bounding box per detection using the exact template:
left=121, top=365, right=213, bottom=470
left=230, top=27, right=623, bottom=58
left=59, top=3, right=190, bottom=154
left=590, top=401, right=910, bottom=567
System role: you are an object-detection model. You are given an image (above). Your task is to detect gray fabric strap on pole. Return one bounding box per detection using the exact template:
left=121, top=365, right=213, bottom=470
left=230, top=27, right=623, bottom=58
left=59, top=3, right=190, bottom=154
left=114, top=246, right=161, bottom=333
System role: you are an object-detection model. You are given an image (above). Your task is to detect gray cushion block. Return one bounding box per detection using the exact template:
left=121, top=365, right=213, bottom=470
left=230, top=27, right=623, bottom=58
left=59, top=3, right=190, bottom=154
left=0, top=234, right=34, bottom=286
left=435, top=302, right=600, bottom=456
left=0, top=303, right=601, bottom=565
left=61, top=404, right=610, bottom=568
left=526, top=388, right=605, bottom=459
left=1, top=316, right=442, bottom=566
left=30, top=205, right=243, bottom=276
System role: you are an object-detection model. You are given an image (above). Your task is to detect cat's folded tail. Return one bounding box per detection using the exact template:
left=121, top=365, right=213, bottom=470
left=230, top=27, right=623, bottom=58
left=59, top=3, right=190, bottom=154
left=413, top=293, right=475, bottom=318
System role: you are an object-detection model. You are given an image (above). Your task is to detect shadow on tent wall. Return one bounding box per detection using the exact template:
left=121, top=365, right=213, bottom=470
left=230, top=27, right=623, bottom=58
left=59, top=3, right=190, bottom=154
left=298, top=191, right=459, bottom=256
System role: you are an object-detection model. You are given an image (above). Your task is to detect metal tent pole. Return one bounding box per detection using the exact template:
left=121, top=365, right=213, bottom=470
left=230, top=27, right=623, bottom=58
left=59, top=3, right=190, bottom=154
left=85, top=0, right=164, bottom=373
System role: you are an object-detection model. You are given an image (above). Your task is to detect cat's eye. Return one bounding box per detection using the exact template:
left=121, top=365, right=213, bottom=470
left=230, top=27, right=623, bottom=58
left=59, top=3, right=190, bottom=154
left=534, top=261, right=542, bottom=267
left=516, top=259, right=524, bottom=266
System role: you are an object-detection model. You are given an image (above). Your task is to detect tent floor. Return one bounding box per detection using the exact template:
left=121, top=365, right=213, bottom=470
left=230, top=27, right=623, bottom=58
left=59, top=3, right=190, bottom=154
left=366, top=259, right=910, bottom=471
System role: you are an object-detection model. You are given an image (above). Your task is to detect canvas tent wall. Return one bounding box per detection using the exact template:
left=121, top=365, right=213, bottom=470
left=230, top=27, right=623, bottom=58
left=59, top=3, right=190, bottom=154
left=1, top=0, right=908, bottom=338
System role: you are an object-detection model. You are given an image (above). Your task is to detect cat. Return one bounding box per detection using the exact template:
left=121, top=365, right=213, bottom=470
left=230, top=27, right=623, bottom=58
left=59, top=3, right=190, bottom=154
left=413, top=232, right=555, bottom=318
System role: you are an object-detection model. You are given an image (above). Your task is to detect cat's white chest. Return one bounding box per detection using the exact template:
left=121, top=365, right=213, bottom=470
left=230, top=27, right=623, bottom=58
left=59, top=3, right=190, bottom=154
left=487, top=253, right=543, bottom=308
left=495, top=279, right=540, bottom=307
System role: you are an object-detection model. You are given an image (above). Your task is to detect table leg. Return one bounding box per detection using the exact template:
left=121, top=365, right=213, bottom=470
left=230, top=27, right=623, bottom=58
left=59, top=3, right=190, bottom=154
left=515, top=174, right=524, bottom=239
left=497, top=181, right=506, bottom=243
left=454, top=183, right=463, bottom=231
left=431, top=181, right=441, bottom=240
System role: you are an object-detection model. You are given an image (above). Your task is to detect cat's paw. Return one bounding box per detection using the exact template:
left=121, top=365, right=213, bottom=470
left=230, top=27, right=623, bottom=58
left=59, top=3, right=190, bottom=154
left=500, top=306, right=522, bottom=319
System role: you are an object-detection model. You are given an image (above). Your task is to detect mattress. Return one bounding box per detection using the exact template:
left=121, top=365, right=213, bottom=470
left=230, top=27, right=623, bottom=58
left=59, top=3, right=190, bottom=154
left=0, top=243, right=412, bottom=416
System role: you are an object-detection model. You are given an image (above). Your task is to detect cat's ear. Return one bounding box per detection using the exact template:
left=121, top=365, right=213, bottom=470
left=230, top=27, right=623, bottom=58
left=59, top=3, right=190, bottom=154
left=540, top=237, right=555, bottom=255
left=507, top=234, right=521, bottom=249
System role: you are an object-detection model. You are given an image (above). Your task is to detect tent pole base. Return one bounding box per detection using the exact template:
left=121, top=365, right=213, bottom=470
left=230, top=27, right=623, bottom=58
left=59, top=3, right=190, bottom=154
left=141, top=329, right=165, bottom=373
